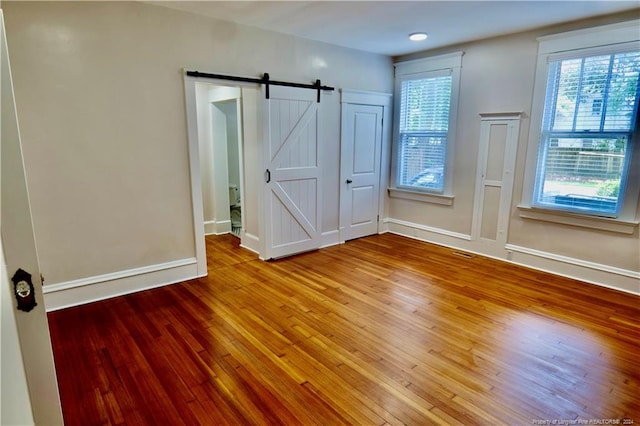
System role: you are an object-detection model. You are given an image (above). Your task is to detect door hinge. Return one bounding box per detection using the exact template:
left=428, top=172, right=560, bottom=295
left=377, top=215, right=380, bottom=222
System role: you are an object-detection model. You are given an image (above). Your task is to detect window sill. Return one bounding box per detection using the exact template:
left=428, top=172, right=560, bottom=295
left=517, top=205, right=638, bottom=234
left=388, top=188, right=454, bottom=206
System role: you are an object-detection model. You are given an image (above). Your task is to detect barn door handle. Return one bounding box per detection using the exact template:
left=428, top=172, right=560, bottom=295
left=346, top=179, right=352, bottom=184
left=265, top=169, right=271, bottom=183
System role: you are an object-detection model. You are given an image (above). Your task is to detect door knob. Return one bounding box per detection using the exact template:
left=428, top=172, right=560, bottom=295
left=346, top=179, right=352, bottom=184
left=12, top=269, right=37, bottom=312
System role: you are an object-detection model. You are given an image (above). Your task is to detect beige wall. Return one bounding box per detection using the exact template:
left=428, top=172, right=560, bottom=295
left=2, top=1, right=392, bottom=285
left=391, top=11, right=640, bottom=280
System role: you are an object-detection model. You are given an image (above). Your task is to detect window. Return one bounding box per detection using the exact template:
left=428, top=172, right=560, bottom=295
left=521, top=20, right=640, bottom=232
left=398, top=73, right=451, bottom=191
left=391, top=52, right=462, bottom=201
left=534, top=50, right=640, bottom=216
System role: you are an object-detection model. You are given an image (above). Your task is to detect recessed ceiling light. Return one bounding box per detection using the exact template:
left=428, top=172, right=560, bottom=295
left=409, top=32, right=428, bottom=42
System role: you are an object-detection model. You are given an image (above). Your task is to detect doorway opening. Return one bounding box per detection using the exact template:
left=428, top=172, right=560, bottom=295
left=185, top=75, right=261, bottom=271
left=194, top=82, right=244, bottom=239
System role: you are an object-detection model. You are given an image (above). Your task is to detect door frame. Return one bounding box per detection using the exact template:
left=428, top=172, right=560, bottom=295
left=207, top=89, right=243, bottom=237
left=183, top=72, right=259, bottom=273
left=339, top=89, right=392, bottom=243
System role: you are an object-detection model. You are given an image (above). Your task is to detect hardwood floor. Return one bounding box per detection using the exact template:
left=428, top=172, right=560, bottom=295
left=48, top=233, right=640, bottom=425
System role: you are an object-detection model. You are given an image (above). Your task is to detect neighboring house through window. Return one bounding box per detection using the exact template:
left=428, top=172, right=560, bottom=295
left=521, top=21, right=640, bottom=233
left=535, top=50, right=639, bottom=215
left=390, top=52, right=463, bottom=205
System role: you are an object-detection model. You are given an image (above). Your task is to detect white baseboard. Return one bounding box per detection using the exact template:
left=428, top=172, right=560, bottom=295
left=204, top=220, right=231, bottom=236
left=42, top=219, right=638, bottom=311
left=42, top=258, right=201, bottom=311
left=383, top=217, right=471, bottom=241
left=240, top=232, right=260, bottom=255
left=383, top=217, right=640, bottom=296
left=505, top=244, right=640, bottom=295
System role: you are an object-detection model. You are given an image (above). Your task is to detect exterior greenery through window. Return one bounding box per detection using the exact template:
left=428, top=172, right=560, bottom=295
left=398, top=73, right=452, bottom=192
left=534, top=50, right=640, bottom=216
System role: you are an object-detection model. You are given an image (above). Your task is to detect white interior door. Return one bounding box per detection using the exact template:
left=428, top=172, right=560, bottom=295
left=471, top=113, right=521, bottom=257
left=341, top=104, right=383, bottom=241
left=263, top=86, right=321, bottom=259
left=0, top=11, right=63, bottom=424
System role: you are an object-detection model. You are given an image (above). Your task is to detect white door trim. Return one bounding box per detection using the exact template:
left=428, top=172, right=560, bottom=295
left=183, top=76, right=208, bottom=276
left=339, top=89, right=392, bottom=243
left=183, top=71, right=259, bottom=272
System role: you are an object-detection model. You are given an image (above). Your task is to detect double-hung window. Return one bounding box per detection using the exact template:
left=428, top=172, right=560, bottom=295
left=391, top=52, right=462, bottom=201
left=534, top=49, right=640, bottom=216
left=522, top=21, right=640, bottom=231
left=397, top=72, right=451, bottom=191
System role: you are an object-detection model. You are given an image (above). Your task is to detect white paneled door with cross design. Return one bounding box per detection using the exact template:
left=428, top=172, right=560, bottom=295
left=262, top=86, right=322, bottom=259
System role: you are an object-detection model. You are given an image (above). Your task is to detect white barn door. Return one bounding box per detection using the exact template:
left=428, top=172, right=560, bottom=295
left=263, top=86, right=322, bottom=259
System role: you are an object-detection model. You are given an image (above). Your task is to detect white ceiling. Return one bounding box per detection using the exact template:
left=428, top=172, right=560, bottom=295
left=153, top=1, right=640, bottom=56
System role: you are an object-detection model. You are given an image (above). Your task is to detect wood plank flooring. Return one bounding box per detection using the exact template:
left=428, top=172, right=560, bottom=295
left=48, top=233, right=640, bottom=425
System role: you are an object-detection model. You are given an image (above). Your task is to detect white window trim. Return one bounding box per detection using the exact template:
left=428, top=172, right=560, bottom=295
left=517, top=205, right=638, bottom=234
left=388, top=188, right=454, bottom=205
left=520, top=20, right=640, bottom=232
left=390, top=51, right=463, bottom=203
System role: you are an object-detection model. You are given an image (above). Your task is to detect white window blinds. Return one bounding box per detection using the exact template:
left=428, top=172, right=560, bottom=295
left=398, top=74, right=452, bottom=191
left=534, top=49, right=640, bottom=216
